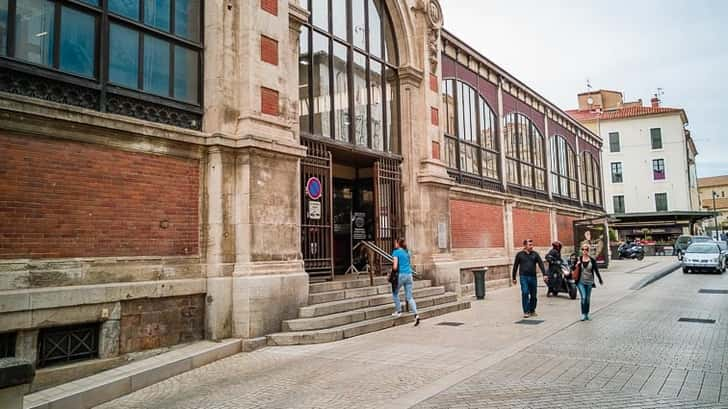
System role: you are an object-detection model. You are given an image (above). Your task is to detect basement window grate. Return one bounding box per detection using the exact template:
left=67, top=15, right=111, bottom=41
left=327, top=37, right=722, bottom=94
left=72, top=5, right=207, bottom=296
left=437, top=322, right=464, bottom=327
left=678, top=318, right=716, bottom=324
left=0, top=332, right=17, bottom=358
left=515, top=319, right=544, bottom=325
left=38, top=323, right=99, bottom=368
left=699, top=289, right=728, bottom=294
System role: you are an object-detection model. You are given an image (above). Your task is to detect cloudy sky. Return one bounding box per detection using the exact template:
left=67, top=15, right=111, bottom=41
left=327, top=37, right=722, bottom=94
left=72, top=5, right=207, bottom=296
left=440, top=0, right=728, bottom=178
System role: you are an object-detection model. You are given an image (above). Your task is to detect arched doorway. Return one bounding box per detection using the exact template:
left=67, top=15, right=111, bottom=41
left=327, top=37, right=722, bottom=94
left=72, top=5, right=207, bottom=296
left=297, top=0, right=403, bottom=280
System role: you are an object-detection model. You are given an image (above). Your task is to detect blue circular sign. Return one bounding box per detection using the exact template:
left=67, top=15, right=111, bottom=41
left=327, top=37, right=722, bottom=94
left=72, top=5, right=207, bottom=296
left=306, top=177, right=322, bottom=200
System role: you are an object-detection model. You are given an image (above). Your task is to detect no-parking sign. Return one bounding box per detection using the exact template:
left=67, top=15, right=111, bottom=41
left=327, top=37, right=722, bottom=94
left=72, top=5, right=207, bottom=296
left=305, top=177, right=322, bottom=200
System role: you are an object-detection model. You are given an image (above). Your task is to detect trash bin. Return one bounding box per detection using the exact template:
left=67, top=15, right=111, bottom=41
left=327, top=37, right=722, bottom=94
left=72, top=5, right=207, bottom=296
left=472, top=267, right=488, bottom=300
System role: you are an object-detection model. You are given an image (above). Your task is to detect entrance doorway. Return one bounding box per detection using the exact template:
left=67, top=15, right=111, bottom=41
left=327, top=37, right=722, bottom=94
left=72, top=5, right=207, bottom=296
left=301, top=138, right=402, bottom=281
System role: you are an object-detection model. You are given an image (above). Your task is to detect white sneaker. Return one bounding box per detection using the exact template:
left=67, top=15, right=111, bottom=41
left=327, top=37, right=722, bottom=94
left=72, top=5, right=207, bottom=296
left=392, top=312, right=401, bottom=318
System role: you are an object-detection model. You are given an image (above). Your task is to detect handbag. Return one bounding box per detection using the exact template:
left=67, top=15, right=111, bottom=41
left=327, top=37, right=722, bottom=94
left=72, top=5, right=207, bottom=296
left=388, top=267, right=398, bottom=284
left=572, top=263, right=581, bottom=283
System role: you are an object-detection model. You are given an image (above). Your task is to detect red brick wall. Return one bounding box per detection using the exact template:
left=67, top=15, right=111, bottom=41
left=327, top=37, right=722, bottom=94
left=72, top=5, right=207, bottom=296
left=450, top=200, right=504, bottom=248
left=120, top=295, right=205, bottom=353
left=512, top=208, right=550, bottom=247
left=0, top=134, right=199, bottom=259
left=260, top=35, right=278, bottom=66
left=556, top=214, right=576, bottom=246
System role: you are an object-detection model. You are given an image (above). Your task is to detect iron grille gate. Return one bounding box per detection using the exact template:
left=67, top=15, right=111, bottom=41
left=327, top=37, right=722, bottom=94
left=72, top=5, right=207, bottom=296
left=301, top=139, right=334, bottom=281
left=38, top=324, right=99, bottom=368
left=374, top=159, right=403, bottom=272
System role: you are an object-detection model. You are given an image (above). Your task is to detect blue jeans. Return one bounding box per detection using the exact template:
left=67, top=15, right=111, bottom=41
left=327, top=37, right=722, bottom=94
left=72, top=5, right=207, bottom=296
left=519, top=275, right=538, bottom=314
left=393, top=274, right=418, bottom=314
left=576, top=281, right=593, bottom=315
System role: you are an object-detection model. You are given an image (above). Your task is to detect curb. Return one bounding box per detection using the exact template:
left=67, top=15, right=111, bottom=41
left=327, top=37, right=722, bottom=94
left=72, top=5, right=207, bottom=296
left=629, top=261, right=682, bottom=290
left=23, top=339, right=241, bottom=409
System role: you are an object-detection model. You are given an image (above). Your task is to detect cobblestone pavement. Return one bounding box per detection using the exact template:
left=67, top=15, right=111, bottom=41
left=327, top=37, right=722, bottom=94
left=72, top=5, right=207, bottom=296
left=415, top=266, right=728, bottom=409
left=95, top=258, right=728, bottom=409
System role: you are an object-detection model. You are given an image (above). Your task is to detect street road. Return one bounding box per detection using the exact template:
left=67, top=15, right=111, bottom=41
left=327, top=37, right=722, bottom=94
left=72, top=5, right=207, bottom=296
left=96, top=259, right=728, bottom=409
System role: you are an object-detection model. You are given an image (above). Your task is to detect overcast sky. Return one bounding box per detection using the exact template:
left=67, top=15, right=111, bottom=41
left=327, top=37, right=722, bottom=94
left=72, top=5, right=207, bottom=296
left=440, top=0, right=728, bottom=178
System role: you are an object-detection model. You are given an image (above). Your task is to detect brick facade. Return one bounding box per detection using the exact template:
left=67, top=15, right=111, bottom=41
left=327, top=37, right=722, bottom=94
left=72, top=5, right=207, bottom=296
left=119, top=295, right=205, bottom=353
left=556, top=214, right=576, bottom=246
left=512, top=208, right=550, bottom=247
left=450, top=200, right=504, bottom=248
left=260, top=35, right=278, bottom=66
left=261, top=87, right=280, bottom=116
left=260, top=0, right=277, bottom=16
left=0, top=133, right=199, bottom=259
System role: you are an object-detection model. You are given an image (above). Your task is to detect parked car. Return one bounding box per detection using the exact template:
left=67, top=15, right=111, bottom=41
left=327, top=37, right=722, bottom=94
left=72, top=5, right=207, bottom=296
left=675, top=235, right=713, bottom=260
left=682, top=242, right=725, bottom=274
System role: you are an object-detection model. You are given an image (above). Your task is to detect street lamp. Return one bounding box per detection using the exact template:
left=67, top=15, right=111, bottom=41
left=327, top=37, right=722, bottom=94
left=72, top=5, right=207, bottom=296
left=713, top=191, right=719, bottom=239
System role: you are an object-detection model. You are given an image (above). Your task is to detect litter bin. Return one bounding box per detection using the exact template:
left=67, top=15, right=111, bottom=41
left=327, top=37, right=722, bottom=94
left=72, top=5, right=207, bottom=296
left=472, top=267, right=488, bottom=300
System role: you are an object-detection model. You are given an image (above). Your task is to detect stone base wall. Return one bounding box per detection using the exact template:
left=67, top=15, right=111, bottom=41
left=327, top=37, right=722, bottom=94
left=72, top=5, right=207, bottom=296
left=119, top=295, right=205, bottom=353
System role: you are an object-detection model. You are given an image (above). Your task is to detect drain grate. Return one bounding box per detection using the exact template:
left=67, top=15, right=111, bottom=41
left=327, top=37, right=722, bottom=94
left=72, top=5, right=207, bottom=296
left=437, top=322, right=464, bottom=327
left=699, top=289, right=728, bottom=294
left=678, top=318, right=716, bottom=324
left=515, top=319, right=544, bottom=325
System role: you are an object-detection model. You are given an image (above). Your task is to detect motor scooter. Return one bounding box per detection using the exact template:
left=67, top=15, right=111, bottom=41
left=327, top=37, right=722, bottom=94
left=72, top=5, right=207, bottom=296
left=617, top=242, right=645, bottom=260
left=546, top=256, right=577, bottom=299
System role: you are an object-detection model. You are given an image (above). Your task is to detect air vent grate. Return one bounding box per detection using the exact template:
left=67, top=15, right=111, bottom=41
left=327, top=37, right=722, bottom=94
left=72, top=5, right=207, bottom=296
left=699, top=289, right=728, bottom=294
left=515, top=319, right=544, bottom=325
left=437, top=322, right=464, bottom=327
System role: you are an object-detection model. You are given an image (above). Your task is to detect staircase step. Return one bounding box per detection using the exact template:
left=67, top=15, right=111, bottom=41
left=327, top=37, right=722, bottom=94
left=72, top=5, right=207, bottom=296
left=309, top=276, right=389, bottom=294
left=308, top=280, right=432, bottom=304
left=283, top=292, right=457, bottom=331
left=298, top=286, right=447, bottom=318
left=267, top=300, right=471, bottom=346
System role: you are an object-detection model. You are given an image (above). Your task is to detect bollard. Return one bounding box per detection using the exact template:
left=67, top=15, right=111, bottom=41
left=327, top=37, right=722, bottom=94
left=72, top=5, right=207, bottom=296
left=0, top=358, right=35, bottom=409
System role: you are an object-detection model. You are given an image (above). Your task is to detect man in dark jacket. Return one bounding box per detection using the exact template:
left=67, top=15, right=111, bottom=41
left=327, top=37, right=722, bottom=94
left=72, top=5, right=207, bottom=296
left=512, top=239, right=547, bottom=318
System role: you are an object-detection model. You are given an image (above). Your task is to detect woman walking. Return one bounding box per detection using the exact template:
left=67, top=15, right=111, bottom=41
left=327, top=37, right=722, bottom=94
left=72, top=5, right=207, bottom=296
left=574, top=244, right=604, bottom=321
left=391, top=238, right=420, bottom=326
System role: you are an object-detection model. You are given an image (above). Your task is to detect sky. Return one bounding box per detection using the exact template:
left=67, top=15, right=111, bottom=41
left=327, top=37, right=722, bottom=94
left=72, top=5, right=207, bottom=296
left=440, top=0, right=728, bottom=178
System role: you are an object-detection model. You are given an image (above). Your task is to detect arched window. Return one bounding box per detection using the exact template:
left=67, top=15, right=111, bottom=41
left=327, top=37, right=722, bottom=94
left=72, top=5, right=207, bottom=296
left=504, top=113, right=546, bottom=191
left=581, top=151, right=602, bottom=206
left=550, top=135, right=578, bottom=200
left=442, top=79, right=499, bottom=185
left=298, top=0, right=400, bottom=153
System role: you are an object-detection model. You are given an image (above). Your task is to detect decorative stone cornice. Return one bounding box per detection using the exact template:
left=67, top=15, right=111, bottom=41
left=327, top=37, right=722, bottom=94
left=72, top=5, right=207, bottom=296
left=288, top=2, right=310, bottom=29
left=398, top=65, right=425, bottom=87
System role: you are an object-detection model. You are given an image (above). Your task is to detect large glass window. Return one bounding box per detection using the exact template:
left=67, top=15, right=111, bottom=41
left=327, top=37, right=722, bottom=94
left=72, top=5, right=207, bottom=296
left=299, top=0, right=399, bottom=153
left=650, top=128, right=663, bottom=149
left=655, top=193, right=668, bottom=212
left=2, top=0, right=202, bottom=106
left=609, top=132, right=620, bottom=153
left=442, top=79, right=500, bottom=185
left=504, top=113, right=545, bottom=191
left=613, top=195, right=625, bottom=214
left=550, top=135, right=578, bottom=200
left=582, top=152, right=603, bottom=206
left=653, top=158, right=665, bottom=180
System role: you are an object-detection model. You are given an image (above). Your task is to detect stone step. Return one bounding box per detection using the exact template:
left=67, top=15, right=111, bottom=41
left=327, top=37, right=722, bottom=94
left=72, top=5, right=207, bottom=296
left=298, top=286, right=447, bottom=318
left=267, top=300, right=471, bottom=346
left=309, top=276, right=389, bottom=294
left=308, top=279, right=432, bottom=304
left=284, top=292, right=457, bottom=331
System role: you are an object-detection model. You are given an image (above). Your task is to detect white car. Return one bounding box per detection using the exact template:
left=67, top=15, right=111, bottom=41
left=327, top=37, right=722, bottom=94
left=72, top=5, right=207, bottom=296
left=682, top=242, right=725, bottom=274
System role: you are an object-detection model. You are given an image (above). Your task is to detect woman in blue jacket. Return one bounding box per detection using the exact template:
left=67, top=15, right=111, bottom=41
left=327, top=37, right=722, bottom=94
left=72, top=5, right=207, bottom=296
left=391, top=238, right=420, bottom=326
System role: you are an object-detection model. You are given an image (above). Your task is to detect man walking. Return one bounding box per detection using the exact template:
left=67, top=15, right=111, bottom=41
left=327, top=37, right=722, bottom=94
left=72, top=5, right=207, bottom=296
left=512, top=239, right=547, bottom=318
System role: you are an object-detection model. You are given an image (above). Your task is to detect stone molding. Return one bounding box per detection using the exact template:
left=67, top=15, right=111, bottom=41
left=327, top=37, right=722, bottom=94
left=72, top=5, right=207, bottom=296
left=233, top=260, right=305, bottom=277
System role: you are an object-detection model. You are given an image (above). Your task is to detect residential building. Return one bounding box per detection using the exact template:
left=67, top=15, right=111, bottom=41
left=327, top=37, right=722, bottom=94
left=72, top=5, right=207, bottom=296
left=568, top=90, right=709, bottom=246
left=0, top=0, right=604, bottom=388
left=698, top=176, right=728, bottom=237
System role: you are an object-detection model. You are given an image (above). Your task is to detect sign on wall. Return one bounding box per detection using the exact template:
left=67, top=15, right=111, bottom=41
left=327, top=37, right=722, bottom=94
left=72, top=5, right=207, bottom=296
left=305, top=177, right=322, bottom=200
left=308, top=201, right=321, bottom=220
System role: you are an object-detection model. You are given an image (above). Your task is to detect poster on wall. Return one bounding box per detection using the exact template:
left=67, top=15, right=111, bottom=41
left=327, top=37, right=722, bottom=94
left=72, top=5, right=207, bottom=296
left=353, top=212, right=367, bottom=240
left=573, top=217, right=610, bottom=268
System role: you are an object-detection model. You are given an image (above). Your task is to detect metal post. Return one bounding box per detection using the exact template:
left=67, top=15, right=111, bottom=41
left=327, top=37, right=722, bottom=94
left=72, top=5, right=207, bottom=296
left=713, top=191, right=720, bottom=240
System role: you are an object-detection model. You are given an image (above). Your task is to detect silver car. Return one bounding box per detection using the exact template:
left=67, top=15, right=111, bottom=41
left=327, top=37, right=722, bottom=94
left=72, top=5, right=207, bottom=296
left=682, top=242, right=725, bottom=274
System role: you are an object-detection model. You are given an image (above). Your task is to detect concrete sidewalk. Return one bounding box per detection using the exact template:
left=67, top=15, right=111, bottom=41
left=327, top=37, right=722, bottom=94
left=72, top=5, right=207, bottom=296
left=25, top=258, right=676, bottom=409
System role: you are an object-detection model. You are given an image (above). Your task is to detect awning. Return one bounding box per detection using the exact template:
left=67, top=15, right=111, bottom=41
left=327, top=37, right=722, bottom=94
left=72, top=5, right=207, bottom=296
left=608, top=211, right=719, bottom=228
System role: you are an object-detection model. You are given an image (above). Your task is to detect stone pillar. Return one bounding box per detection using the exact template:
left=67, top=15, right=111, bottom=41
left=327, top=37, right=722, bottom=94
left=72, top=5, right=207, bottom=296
left=14, top=331, right=38, bottom=366
left=504, top=200, right=515, bottom=258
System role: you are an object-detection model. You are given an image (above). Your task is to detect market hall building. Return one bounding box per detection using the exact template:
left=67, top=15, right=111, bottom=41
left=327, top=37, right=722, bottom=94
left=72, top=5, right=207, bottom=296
left=0, top=0, right=604, bottom=387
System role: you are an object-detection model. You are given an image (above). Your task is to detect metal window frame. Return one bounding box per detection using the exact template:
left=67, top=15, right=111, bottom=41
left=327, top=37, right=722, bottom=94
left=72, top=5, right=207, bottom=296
left=301, top=0, right=399, bottom=154
left=0, top=0, right=203, bottom=114
left=613, top=195, right=625, bottom=213
left=655, top=192, right=668, bottom=211
left=549, top=135, right=579, bottom=202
